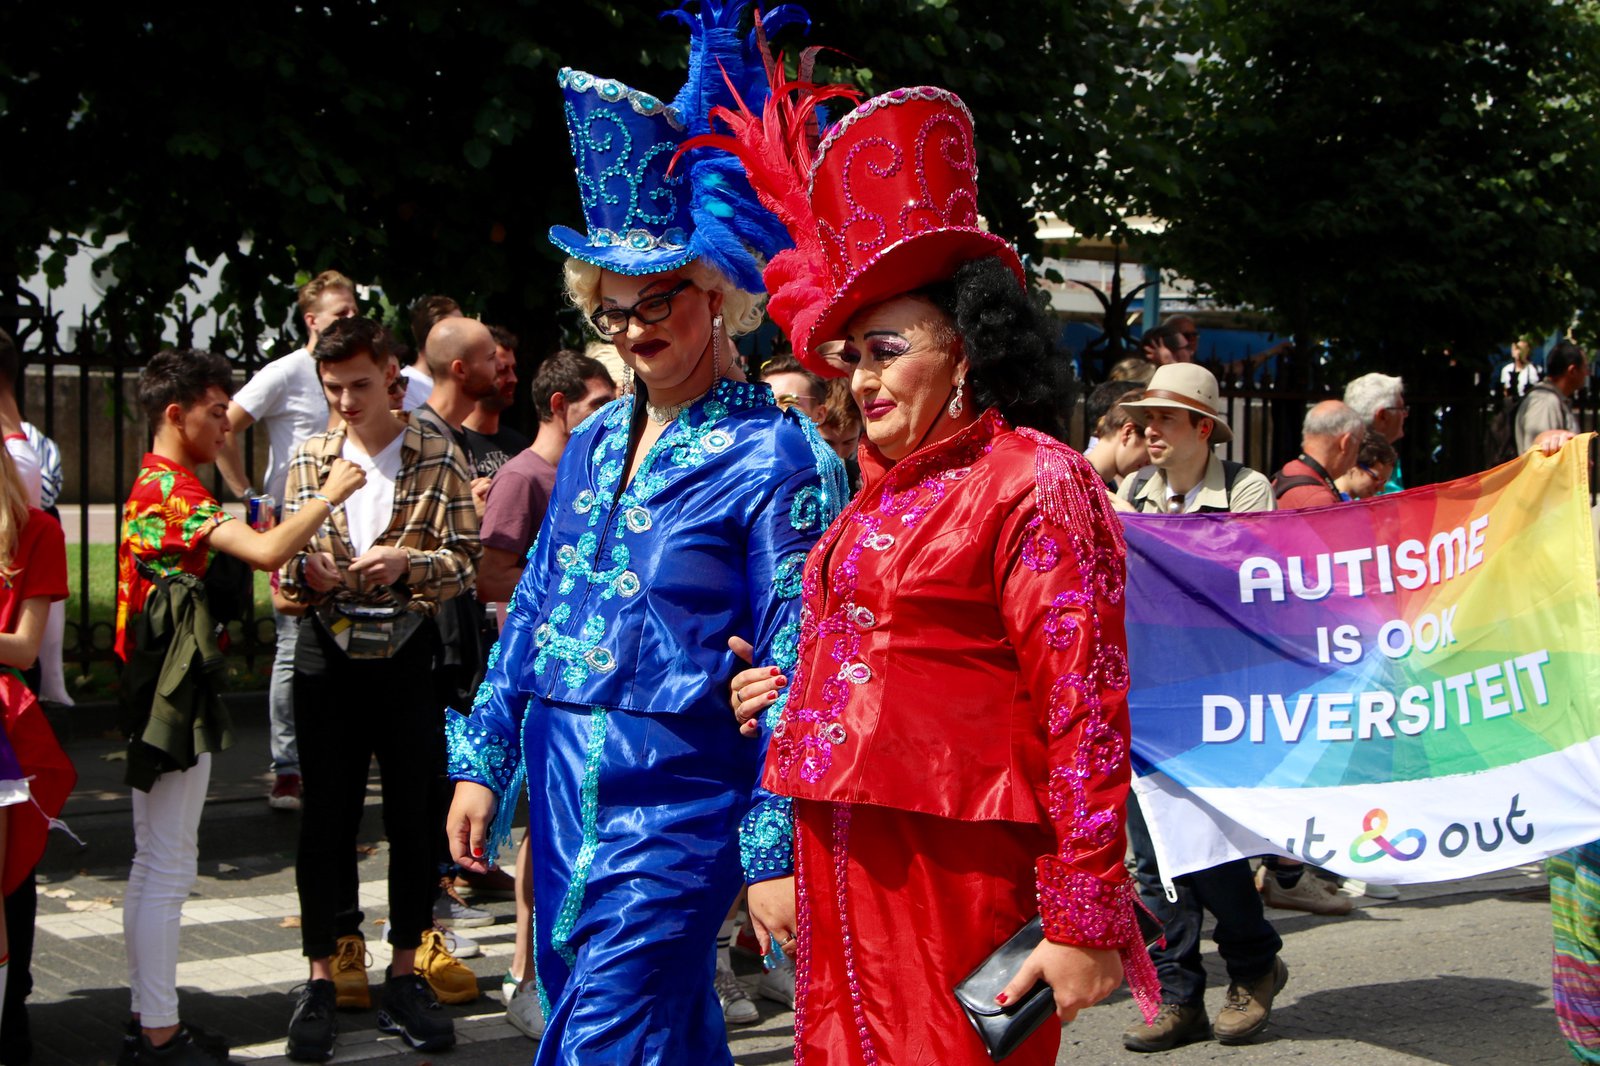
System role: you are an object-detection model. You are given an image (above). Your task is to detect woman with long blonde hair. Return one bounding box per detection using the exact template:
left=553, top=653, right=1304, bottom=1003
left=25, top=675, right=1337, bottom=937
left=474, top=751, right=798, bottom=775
left=0, top=442, right=73, bottom=1061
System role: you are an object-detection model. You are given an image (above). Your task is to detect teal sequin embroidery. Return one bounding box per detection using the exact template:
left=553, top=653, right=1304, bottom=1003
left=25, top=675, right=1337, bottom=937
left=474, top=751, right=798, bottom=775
left=740, top=795, right=794, bottom=882
left=552, top=708, right=610, bottom=968
left=772, top=551, right=808, bottom=599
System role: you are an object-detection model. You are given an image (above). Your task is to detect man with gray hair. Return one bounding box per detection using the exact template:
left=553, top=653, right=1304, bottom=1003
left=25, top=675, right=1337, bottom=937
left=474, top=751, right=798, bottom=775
left=1271, top=400, right=1366, bottom=509
left=1343, top=372, right=1407, bottom=492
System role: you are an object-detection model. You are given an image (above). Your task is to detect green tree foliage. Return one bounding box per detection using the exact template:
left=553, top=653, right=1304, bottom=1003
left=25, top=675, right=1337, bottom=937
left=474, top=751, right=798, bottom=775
left=0, top=1, right=1186, bottom=351
left=1150, top=0, right=1600, bottom=374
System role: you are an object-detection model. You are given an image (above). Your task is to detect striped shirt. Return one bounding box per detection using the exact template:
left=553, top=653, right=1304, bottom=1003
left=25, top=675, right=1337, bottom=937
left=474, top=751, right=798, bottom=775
left=277, top=414, right=480, bottom=614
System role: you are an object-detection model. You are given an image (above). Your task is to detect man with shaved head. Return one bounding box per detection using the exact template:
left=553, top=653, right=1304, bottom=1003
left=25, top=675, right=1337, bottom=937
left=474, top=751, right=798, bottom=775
left=405, top=312, right=507, bottom=938
left=1270, top=400, right=1366, bottom=509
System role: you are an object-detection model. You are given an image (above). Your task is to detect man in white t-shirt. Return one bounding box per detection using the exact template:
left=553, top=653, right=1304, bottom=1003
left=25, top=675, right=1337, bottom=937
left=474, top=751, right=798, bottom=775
left=217, top=270, right=356, bottom=811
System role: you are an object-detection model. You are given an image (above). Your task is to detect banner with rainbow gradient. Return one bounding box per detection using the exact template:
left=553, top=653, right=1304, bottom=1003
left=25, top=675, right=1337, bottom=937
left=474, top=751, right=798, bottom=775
left=1125, top=438, right=1600, bottom=886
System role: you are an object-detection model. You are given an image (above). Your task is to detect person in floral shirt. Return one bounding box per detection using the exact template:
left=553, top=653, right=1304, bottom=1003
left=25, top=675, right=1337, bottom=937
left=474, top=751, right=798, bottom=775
left=114, top=349, right=363, bottom=1065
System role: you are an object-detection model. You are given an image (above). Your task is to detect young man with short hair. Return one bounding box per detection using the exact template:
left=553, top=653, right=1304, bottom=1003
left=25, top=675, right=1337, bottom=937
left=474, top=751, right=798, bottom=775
left=276, top=317, right=480, bottom=1061
left=216, top=269, right=357, bottom=811
left=117, top=349, right=365, bottom=1065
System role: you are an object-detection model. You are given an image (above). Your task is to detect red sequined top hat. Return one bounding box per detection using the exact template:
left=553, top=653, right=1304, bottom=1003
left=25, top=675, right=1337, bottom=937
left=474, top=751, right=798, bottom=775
left=687, top=80, right=1026, bottom=374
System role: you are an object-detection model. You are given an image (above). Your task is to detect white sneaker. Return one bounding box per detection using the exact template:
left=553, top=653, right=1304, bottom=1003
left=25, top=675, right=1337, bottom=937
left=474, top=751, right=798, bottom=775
left=716, top=966, right=760, bottom=1026
left=381, top=922, right=481, bottom=959
left=1340, top=878, right=1401, bottom=900
left=442, top=928, right=481, bottom=959
left=757, top=960, right=795, bottom=1008
left=501, top=972, right=520, bottom=1008
left=506, top=979, right=546, bottom=1040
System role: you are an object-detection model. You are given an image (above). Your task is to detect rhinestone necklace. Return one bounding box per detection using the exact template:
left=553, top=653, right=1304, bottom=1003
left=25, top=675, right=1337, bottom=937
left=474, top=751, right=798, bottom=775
left=644, top=382, right=714, bottom=425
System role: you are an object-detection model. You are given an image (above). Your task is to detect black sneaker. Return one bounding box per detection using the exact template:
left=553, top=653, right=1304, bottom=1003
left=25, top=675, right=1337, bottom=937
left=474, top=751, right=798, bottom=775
left=130, top=1026, right=227, bottom=1065
left=119, top=1021, right=230, bottom=1066
left=286, top=979, right=339, bottom=1062
left=377, top=969, right=456, bottom=1052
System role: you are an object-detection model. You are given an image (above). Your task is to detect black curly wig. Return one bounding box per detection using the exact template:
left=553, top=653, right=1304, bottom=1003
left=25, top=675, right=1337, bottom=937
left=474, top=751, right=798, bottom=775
left=911, top=256, right=1077, bottom=440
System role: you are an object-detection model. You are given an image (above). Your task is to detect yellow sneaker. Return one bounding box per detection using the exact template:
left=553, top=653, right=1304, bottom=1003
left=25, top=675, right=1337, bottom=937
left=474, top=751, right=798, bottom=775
left=415, top=928, right=479, bottom=1005
left=331, top=934, right=371, bottom=1010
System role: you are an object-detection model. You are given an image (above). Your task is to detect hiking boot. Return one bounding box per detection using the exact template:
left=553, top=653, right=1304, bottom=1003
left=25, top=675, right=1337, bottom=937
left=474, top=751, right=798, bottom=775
left=330, top=935, right=370, bottom=1010
left=268, top=773, right=303, bottom=811
left=506, top=978, right=547, bottom=1041
left=716, top=965, right=759, bottom=1026
left=1214, top=956, right=1289, bottom=1044
left=433, top=882, right=493, bottom=928
left=285, top=980, right=338, bottom=1062
left=1122, top=1003, right=1212, bottom=1052
left=414, top=927, right=479, bottom=1005
left=377, top=969, right=456, bottom=1053
left=383, top=920, right=481, bottom=959
left=1255, top=865, right=1353, bottom=915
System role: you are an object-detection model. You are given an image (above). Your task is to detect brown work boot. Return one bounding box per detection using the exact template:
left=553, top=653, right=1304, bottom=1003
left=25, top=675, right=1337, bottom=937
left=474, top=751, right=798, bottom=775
left=1255, top=864, right=1354, bottom=915
left=1122, top=1003, right=1212, bottom=1052
left=1213, top=956, right=1288, bottom=1044
left=330, top=934, right=371, bottom=1010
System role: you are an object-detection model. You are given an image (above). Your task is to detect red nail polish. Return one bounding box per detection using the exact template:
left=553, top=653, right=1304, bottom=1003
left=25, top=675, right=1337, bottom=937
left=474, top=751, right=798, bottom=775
left=996, top=993, right=1008, bottom=1004
left=766, top=691, right=778, bottom=700
left=472, top=847, right=484, bottom=857
left=769, top=667, right=781, bottom=676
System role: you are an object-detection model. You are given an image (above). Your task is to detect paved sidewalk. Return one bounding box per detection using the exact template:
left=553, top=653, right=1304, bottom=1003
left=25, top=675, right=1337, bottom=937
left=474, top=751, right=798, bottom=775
left=25, top=700, right=1576, bottom=1064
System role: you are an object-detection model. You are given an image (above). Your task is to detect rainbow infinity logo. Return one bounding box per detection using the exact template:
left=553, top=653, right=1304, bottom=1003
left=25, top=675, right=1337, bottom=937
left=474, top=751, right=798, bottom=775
left=1349, top=808, right=1426, bottom=862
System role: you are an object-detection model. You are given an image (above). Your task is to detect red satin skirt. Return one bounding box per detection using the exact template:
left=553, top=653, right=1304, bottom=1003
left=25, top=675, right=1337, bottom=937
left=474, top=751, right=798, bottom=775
left=792, top=798, right=1059, bottom=1066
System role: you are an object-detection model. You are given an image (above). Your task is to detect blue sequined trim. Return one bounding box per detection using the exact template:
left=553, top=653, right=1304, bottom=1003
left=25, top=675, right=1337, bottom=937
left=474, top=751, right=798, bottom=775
left=558, top=68, right=685, bottom=129
left=772, top=551, right=808, bottom=600
left=552, top=708, right=609, bottom=968
left=445, top=707, right=527, bottom=865
left=741, top=795, right=795, bottom=883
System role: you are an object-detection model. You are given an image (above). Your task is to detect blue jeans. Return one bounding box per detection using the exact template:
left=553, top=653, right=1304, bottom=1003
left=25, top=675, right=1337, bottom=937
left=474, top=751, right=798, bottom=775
left=1126, top=799, right=1282, bottom=1006
left=269, top=611, right=301, bottom=775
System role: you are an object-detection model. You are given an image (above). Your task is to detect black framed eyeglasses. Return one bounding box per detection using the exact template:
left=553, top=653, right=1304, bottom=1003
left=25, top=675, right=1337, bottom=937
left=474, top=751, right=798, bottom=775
left=589, top=280, right=695, bottom=337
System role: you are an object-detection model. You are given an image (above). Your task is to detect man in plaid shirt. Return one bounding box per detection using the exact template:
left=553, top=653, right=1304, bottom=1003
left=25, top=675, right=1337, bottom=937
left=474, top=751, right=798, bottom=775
left=276, top=317, right=480, bottom=1061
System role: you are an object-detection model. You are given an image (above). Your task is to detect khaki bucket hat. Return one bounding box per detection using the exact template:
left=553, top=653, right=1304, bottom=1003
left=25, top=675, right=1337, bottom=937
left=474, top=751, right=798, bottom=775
left=1120, top=363, right=1233, bottom=445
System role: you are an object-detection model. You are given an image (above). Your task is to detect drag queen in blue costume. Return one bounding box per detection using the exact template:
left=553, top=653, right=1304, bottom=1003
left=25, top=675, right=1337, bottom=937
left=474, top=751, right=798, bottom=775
left=445, top=4, right=842, bottom=1063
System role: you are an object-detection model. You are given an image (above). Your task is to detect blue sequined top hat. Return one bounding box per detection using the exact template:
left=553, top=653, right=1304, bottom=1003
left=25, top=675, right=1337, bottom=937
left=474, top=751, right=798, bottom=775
left=547, top=2, right=800, bottom=293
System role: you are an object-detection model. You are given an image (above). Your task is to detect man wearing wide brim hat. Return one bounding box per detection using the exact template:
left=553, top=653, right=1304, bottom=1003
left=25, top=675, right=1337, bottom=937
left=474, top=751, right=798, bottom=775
left=1113, top=361, right=1290, bottom=1053
left=1116, top=364, right=1275, bottom=514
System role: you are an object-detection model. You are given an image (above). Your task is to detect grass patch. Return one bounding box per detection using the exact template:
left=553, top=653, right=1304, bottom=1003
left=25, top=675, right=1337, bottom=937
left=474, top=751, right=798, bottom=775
left=62, top=543, right=276, bottom=702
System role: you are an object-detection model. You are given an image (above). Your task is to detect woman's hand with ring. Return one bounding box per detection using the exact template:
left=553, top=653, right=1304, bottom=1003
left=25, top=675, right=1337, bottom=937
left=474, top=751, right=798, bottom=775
left=728, top=636, right=788, bottom=736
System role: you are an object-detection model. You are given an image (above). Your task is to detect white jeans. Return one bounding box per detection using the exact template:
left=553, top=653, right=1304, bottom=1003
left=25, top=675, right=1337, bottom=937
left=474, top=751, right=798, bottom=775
left=125, top=754, right=211, bottom=1027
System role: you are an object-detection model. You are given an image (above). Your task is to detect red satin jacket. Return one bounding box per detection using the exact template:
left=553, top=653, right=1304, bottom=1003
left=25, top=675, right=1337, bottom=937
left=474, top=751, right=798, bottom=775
left=767, top=409, right=1144, bottom=952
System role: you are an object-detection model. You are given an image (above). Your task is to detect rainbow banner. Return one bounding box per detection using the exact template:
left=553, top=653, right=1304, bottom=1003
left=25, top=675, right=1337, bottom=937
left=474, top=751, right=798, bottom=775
left=1126, top=439, right=1600, bottom=886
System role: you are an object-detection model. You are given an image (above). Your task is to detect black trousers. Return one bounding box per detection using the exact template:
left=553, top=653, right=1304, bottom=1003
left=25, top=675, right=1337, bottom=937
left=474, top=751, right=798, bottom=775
left=1125, top=799, right=1282, bottom=1006
left=0, top=873, right=35, bottom=1065
left=293, top=617, right=443, bottom=960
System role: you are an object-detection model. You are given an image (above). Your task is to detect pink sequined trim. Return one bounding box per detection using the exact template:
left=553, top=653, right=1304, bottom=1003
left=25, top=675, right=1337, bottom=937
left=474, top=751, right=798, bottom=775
left=1035, top=859, right=1162, bottom=1023
left=833, top=805, right=879, bottom=1063
left=793, top=808, right=813, bottom=1063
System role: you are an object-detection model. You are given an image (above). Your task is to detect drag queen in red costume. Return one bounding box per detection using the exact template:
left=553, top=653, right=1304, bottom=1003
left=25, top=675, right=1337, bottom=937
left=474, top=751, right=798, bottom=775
left=707, top=80, right=1161, bottom=1063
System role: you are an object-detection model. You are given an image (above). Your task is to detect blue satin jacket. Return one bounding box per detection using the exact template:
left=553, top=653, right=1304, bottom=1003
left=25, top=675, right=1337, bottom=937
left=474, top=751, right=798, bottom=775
left=447, top=378, right=846, bottom=876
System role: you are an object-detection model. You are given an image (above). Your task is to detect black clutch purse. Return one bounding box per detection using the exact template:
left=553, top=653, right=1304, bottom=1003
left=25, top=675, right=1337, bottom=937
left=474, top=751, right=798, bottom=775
left=953, top=916, right=1054, bottom=1061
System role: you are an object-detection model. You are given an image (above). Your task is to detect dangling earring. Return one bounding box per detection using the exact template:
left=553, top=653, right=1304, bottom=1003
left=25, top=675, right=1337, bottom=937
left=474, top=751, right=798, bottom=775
left=623, top=364, right=636, bottom=397
left=948, top=378, right=965, bottom=418
left=711, top=314, right=724, bottom=381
